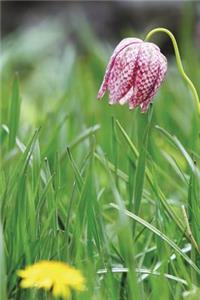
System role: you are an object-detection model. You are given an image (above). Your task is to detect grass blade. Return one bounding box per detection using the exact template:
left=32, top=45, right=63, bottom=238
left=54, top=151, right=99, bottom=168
left=8, top=78, right=21, bottom=150
left=133, top=106, right=153, bottom=216
left=0, top=217, right=7, bottom=300
left=111, top=203, right=200, bottom=275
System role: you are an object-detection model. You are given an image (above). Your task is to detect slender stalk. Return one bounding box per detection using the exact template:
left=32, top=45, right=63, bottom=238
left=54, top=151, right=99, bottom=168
left=181, top=205, right=199, bottom=253
left=145, top=27, right=200, bottom=115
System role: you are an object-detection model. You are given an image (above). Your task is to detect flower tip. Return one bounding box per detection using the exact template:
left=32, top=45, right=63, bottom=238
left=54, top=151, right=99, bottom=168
left=119, top=98, right=127, bottom=106
left=97, top=83, right=107, bottom=99
left=97, top=90, right=104, bottom=100
left=17, top=270, right=26, bottom=277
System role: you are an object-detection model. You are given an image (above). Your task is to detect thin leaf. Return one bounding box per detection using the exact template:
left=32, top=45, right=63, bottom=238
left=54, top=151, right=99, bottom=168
left=97, top=267, right=188, bottom=286
left=8, top=78, right=21, bottom=150
left=111, top=203, right=200, bottom=275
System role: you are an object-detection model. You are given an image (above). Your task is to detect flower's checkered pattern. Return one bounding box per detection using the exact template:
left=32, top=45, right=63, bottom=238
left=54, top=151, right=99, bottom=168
left=97, top=38, right=167, bottom=112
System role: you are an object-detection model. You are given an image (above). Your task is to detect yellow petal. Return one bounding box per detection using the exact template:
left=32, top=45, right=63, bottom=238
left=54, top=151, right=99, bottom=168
left=20, top=279, right=36, bottom=288
left=52, top=283, right=71, bottom=299
left=17, top=270, right=28, bottom=278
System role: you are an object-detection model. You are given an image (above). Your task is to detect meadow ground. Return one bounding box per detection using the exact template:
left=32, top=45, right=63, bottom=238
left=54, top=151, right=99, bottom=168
left=1, top=12, right=200, bottom=300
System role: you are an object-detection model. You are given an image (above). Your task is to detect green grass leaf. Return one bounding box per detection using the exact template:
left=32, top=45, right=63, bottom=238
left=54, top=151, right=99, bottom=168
left=111, top=203, right=200, bottom=275
left=133, top=106, right=153, bottom=217
left=0, top=218, right=7, bottom=300
left=8, top=78, right=21, bottom=150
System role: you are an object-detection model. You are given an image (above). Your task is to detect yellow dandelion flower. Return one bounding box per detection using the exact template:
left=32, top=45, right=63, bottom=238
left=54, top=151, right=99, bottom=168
left=17, top=260, right=85, bottom=299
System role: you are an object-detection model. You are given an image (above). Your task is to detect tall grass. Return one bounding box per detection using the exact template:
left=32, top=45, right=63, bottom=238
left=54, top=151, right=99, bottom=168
left=1, top=9, right=200, bottom=300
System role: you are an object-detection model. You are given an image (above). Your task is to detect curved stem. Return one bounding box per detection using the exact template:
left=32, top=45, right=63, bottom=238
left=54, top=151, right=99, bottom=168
left=145, top=27, right=200, bottom=116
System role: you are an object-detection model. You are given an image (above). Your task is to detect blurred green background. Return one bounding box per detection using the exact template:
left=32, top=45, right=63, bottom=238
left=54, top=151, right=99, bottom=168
left=1, top=1, right=200, bottom=148
left=1, top=1, right=200, bottom=300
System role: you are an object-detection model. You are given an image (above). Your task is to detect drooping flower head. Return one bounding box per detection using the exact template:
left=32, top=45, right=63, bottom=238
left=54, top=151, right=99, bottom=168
left=98, top=38, right=167, bottom=112
left=17, top=260, right=85, bottom=299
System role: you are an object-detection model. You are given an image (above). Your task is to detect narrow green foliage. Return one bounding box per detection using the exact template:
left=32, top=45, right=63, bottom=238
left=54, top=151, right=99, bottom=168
left=133, top=106, right=153, bottom=217
left=0, top=218, right=7, bottom=300
left=8, top=78, right=21, bottom=150
left=111, top=203, right=200, bottom=275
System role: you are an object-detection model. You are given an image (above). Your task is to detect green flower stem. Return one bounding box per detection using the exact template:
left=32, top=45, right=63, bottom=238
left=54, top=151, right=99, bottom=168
left=145, top=27, right=200, bottom=116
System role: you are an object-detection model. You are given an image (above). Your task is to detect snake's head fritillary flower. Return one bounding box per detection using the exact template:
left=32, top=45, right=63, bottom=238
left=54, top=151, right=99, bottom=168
left=98, top=38, right=167, bottom=112
left=17, top=260, right=85, bottom=299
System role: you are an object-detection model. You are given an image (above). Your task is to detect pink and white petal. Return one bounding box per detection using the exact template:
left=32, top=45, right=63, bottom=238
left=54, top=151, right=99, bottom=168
left=97, top=38, right=142, bottom=99
left=107, top=43, right=141, bottom=102
left=130, top=44, right=163, bottom=107
left=129, top=44, right=155, bottom=106
left=140, top=96, right=154, bottom=112
left=112, top=38, right=142, bottom=56
left=140, top=54, right=167, bottom=112
left=118, top=86, right=134, bottom=105
left=145, top=42, right=160, bottom=51
left=146, top=54, right=167, bottom=100
left=128, top=100, right=138, bottom=110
